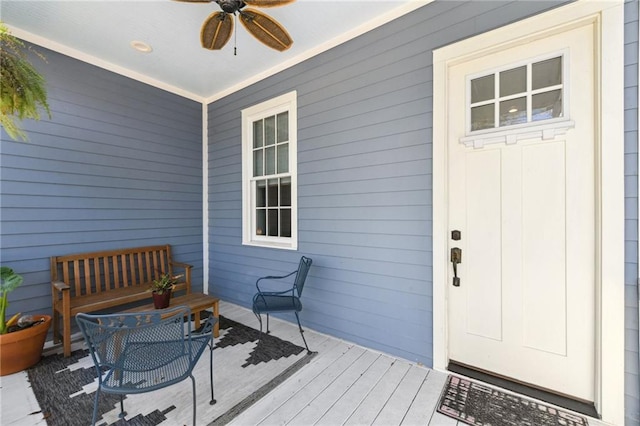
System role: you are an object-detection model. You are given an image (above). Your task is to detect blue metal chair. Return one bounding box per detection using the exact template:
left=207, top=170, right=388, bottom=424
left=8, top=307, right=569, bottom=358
left=252, top=256, right=313, bottom=353
left=76, top=306, right=216, bottom=426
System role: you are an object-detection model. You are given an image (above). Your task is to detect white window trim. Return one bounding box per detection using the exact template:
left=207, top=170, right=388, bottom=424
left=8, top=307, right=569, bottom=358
left=241, top=91, right=298, bottom=250
left=433, top=2, right=624, bottom=424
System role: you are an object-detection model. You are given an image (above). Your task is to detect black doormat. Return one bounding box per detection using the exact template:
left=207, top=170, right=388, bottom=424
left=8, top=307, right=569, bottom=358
left=437, top=375, right=588, bottom=426
left=447, top=362, right=598, bottom=418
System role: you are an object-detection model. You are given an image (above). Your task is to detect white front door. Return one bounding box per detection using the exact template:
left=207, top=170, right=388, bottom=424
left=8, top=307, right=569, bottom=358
left=447, top=23, right=596, bottom=402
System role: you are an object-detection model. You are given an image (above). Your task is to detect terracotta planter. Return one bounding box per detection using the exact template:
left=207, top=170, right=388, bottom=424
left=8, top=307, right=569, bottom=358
left=152, top=290, right=171, bottom=309
left=0, top=315, right=51, bottom=376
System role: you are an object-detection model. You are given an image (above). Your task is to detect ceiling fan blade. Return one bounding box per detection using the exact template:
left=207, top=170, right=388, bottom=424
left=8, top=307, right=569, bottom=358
left=201, top=12, right=233, bottom=50
left=239, top=8, right=293, bottom=52
left=244, top=0, right=296, bottom=8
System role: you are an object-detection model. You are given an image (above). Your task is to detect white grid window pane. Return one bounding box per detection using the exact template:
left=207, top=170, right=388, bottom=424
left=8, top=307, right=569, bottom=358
left=253, top=120, right=263, bottom=148
left=499, top=97, right=527, bottom=126
left=471, top=75, right=494, bottom=103
left=471, top=104, right=495, bottom=131
left=277, top=112, right=288, bottom=143
left=532, top=90, right=563, bottom=121
left=500, top=66, right=526, bottom=97
left=532, top=57, right=562, bottom=90
left=265, top=116, right=276, bottom=146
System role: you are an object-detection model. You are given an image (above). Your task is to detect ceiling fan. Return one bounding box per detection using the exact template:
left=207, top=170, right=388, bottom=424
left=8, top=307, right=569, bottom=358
left=175, top=0, right=295, bottom=52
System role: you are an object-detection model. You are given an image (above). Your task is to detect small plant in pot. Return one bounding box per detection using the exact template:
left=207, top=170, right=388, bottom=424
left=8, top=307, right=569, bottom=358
left=150, top=272, right=182, bottom=309
left=0, top=266, right=51, bottom=376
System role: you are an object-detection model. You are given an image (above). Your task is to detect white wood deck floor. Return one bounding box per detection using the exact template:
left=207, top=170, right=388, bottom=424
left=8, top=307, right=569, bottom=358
left=221, top=302, right=608, bottom=426
left=1, top=300, right=610, bottom=426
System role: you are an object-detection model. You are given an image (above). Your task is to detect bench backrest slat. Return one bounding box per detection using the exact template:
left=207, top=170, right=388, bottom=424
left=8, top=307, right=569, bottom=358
left=128, top=254, right=137, bottom=286
left=94, top=257, right=102, bottom=294
left=51, top=245, right=173, bottom=298
left=82, top=259, right=90, bottom=295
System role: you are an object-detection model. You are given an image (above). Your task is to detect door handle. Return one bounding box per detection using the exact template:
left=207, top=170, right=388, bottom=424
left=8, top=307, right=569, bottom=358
left=451, top=247, right=462, bottom=287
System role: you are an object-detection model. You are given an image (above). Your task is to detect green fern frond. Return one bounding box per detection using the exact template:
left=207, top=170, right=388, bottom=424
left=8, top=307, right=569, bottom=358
left=0, top=22, right=50, bottom=141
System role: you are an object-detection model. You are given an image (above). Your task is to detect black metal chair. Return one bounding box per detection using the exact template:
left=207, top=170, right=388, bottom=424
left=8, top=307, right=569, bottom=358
left=76, top=306, right=216, bottom=426
left=252, top=256, right=313, bottom=353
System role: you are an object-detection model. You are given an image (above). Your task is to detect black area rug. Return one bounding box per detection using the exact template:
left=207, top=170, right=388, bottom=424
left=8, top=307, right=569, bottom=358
left=27, top=315, right=316, bottom=426
left=437, top=375, right=588, bottom=426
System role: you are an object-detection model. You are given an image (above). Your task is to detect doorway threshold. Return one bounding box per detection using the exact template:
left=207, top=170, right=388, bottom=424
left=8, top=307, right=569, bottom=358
left=447, top=361, right=598, bottom=419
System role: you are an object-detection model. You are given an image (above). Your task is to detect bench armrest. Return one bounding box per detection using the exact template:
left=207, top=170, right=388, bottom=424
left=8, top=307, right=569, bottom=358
left=170, top=261, right=192, bottom=293
left=170, top=261, right=192, bottom=270
left=52, top=280, right=70, bottom=292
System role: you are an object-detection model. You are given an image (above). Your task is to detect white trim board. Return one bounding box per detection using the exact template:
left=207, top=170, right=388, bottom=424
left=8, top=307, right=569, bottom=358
left=432, top=1, right=625, bottom=424
left=202, top=103, right=209, bottom=295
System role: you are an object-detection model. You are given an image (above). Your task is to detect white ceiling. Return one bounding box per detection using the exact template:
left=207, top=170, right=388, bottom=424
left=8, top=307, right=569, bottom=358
left=2, top=0, right=427, bottom=101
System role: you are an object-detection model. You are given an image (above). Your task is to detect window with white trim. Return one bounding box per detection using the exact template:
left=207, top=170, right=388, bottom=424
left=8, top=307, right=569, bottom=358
left=462, top=54, right=572, bottom=148
left=242, top=91, right=297, bottom=250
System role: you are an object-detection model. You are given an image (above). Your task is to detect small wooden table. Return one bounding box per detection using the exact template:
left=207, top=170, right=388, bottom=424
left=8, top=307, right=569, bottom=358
left=123, top=292, right=220, bottom=337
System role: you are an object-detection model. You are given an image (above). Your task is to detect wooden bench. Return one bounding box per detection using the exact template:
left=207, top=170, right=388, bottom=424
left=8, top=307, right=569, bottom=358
left=122, top=293, right=220, bottom=336
left=51, top=245, right=195, bottom=357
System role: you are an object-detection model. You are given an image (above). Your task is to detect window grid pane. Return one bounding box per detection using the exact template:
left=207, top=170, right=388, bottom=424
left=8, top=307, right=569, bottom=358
left=469, top=55, right=563, bottom=133
left=277, top=112, right=288, bottom=143
left=499, top=97, right=527, bottom=127
left=265, top=146, right=276, bottom=175
left=253, top=120, right=263, bottom=148
left=532, top=89, right=563, bottom=121
left=253, top=150, right=263, bottom=177
left=499, top=66, right=526, bottom=97
left=277, top=143, right=289, bottom=174
left=471, top=74, right=495, bottom=103
left=471, top=104, right=495, bottom=131
left=265, top=116, right=276, bottom=146
left=532, top=57, right=562, bottom=90
left=267, top=209, right=278, bottom=236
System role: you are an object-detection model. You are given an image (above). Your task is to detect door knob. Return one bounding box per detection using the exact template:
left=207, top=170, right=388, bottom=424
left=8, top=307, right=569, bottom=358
left=451, top=247, right=462, bottom=287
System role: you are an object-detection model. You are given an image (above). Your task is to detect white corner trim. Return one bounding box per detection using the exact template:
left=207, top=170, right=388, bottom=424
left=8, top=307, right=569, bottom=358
left=596, top=3, right=625, bottom=424
left=202, top=103, right=209, bottom=295
left=205, top=0, right=433, bottom=103
left=6, top=25, right=205, bottom=103
left=432, top=1, right=625, bottom=424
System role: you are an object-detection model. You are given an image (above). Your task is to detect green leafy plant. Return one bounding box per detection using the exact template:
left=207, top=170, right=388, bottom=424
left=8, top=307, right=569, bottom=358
left=150, top=272, right=182, bottom=295
left=0, top=22, right=51, bottom=141
left=0, top=266, right=24, bottom=334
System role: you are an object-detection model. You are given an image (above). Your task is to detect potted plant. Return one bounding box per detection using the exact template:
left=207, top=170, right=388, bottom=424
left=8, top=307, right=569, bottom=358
left=150, top=272, right=182, bottom=309
left=0, top=22, right=51, bottom=141
left=0, top=266, right=51, bottom=376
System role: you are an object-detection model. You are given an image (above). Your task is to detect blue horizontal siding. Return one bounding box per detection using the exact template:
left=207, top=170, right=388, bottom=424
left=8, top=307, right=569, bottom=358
left=0, top=44, right=204, bottom=319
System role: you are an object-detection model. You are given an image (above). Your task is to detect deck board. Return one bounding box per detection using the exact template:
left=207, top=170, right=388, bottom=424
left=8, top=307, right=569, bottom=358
left=314, top=354, right=394, bottom=426
left=1, top=300, right=611, bottom=426
left=259, top=345, right=368, bottom=424
left=403, top=369, right=451, bottom=425
left=343, top=359, right=413, bottom=425
left=290, top=349, right=381, bottom=425
left=373, top=364, right=430, bottom=425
